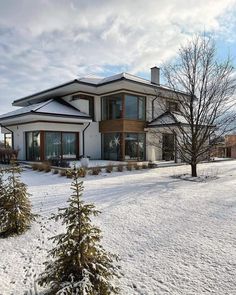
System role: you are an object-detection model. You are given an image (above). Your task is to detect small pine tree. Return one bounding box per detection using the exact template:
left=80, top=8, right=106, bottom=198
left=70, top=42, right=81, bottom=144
left=38, top=169, right=120, bottom=295
left=0, top=162, right=35, bottom=237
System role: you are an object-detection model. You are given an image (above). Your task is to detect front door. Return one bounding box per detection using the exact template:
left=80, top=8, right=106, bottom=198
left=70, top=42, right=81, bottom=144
left=162, top=133, right=175, bottom=161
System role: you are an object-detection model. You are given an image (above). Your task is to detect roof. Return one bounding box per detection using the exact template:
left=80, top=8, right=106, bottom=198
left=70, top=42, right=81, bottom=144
left=12, top=72, right=175, bottom=107
left=148, top=111, right=189, bottom=127
left=0, top=99, right=91, bottom=121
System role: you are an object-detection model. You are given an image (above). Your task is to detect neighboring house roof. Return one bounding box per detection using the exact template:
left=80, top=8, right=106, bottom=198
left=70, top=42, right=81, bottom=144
left=12, top=72, right=176, bottom=107
left=0, top=99, right=91, bottom=122
left=148, top=111, right=189, bottom=128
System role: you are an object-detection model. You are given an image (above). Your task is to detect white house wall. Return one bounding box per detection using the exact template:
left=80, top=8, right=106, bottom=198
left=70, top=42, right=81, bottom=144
left=7, top=122, right=100, bottom=161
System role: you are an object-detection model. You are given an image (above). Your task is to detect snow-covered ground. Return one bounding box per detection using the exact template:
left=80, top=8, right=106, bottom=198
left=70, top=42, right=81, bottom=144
left=1, top=160, right=236, bottom=295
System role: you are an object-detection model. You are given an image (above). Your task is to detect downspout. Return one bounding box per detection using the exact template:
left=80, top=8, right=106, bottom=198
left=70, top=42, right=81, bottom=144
left=82, top=122, right=91, bottom=157
left=151, top=92, right=161, bottom=120
left=0, top=123, right=14, bottom=148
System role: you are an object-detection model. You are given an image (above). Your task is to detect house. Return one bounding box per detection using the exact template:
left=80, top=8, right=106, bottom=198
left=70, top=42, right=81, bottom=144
left=0, top=67, right=184, bottom=163
left=211, top=135, right=236, bottom=159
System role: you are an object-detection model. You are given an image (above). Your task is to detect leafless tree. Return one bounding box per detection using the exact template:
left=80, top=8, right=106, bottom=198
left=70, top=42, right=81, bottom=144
left=151, top=35, right=236, bottom=177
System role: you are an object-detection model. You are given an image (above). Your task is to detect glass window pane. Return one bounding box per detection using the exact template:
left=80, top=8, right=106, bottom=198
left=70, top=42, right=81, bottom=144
left=26, top=132, right=33, bottom=160
left=5, top=134, right=12, bottom=148
left=138, top=97, right=145, bottom=120
left=103, top=133, right=121, bottom=160
left=102, top=95, right=123, bottom=120
left=45, top=132, right=61, bottom=160
left=33, top=131, right=40, bottom=160
left=26, top=131, right=40, bottom=161
left=125, top=95, right=137, bottom=119
left=125, top=133, right=145, bottom=160
left=62, top=133, right=76, bottom=159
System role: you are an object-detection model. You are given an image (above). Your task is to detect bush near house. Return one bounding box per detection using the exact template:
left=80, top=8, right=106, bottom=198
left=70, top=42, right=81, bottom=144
left=0, top=147, right=19, bottom=164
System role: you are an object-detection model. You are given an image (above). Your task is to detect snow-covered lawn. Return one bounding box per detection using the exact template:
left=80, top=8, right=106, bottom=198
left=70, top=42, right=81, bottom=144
left=1, top=160, right=236, bottom=295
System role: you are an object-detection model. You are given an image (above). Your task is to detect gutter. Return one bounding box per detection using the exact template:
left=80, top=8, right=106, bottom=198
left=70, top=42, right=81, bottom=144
left=151, top=92, right=162, bottom=120
left=0, top=123, right=14, bottom=148
left=82, top=122, right=91, bottom=157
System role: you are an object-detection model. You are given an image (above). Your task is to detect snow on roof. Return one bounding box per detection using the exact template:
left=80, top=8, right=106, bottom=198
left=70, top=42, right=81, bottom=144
left=0, top=99, right=91, bottom=120
left=148, top=111, right=188, bottom=127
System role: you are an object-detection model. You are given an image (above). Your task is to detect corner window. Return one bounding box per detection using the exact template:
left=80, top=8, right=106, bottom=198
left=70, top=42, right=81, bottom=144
left=102, top=95, right=123, bottom=120
left=102, top=133, right=121, bottom=160
left=125, top=133, right=145, bottom=160
left=125, top=95, right=145, bottom=120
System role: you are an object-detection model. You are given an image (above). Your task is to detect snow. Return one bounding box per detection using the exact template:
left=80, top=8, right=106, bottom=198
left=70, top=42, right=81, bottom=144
left=0, top=160, right=236, bottom=294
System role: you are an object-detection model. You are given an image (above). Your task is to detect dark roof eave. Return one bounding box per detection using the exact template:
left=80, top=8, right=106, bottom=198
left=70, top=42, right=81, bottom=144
left=0, top=111, right=91, bottom=122
left=13, top=76, right=187, bottom=106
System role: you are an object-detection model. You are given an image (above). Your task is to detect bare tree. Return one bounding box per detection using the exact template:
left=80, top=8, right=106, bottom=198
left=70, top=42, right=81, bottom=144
left=150, top=35, right=236, bottom=177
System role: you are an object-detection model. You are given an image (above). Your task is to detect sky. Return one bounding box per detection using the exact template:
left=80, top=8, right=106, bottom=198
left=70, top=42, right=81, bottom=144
left=0, top=0, right=236, bottom=115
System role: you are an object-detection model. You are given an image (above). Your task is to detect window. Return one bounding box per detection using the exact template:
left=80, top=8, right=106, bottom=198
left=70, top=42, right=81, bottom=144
left=102, top=133, right=121, bottom=160
left=125, top=95, right=145, bottom=120
left=102, top=93, right=146, bottom=121
left=45, top=132, right=61, bottom=160
left=102, top=95, right=123, bottom=120
left=26, top=131, right=40, bottom=161
left=167, top=101, right=178, bottom=112
left=4, top=133, right=12, bottom=148
left=125, top=133, right=145, bottom=160
left=45, top=132, right=77, bottom=160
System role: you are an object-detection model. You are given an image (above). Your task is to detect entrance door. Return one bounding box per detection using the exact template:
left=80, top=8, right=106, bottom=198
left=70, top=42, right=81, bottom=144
left=162, top=133, right=175, bottom=161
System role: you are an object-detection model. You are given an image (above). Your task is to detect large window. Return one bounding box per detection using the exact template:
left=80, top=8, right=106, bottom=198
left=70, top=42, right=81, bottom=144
left=125, top=133, right=145, bottom=160
left=26, top=131, right=41, bottom=161
left=102, top=93, right=145, bottom=121
left=102, top=95, right=123, bottom=120
left=102, top=133, right=121, bottom=160
left=125, top=95, right=145, bottom=120
left=26, top=131, right=78, bottom=161
left=45, top=132, right=77, bottom=160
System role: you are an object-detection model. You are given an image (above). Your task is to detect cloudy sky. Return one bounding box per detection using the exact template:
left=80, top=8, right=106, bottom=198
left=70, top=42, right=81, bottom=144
left=0, top=0, right=236, bottom=114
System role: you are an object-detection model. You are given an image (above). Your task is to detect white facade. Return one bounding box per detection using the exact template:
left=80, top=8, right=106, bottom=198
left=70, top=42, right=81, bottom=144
left=0, top=70, right=184, bottom=162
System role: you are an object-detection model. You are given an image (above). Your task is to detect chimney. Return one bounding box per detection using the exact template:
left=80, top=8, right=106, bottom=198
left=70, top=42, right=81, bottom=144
left=151, top=66, right=160, bottom=85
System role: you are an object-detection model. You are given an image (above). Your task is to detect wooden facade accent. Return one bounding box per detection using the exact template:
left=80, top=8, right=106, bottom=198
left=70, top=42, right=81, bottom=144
left=99, top=119, right=146, bottom=133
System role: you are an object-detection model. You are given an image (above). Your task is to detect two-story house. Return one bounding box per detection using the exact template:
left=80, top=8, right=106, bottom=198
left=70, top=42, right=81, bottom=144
left=0, top=67, right=185, bottom=162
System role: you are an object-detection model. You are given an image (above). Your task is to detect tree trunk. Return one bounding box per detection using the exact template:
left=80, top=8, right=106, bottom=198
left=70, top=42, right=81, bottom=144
left=191, top=163, right=197, bottom=177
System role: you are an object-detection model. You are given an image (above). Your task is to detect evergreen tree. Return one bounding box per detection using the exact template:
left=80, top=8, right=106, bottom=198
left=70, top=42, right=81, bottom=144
left=38, top=169, right=120, bottom=295
left=0, top=162, right=35, bottom=237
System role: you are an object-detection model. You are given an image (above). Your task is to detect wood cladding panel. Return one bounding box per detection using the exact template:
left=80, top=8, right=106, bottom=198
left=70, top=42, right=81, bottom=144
left=99, top=119, right=146, bottom=133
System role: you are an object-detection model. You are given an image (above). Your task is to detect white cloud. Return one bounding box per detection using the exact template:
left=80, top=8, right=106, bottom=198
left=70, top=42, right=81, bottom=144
left=0, top=0, right=236, bottom=113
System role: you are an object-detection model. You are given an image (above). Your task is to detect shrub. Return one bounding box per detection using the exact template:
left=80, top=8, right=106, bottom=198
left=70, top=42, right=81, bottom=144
left=0, top=147, right=19, bottom=164
left=91, top=167, right=101, bottom=175
left=77, top=167, right=87, bottom=177
left=52, top=169, right=59, bottom=174
left=60, top=170, right=67, bottom=177
left=142, top=163, right=148, bottom=169
left=106, top=163, right=113, bottom=173
left=31, top=163, right=40, bottom=171
left=127, top=163, right=133, bottom=171
left=117, top=164, right=123, bottom=172
left=134, top=163, right=140, bottom=170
